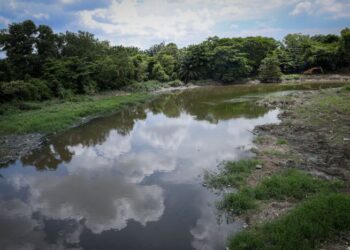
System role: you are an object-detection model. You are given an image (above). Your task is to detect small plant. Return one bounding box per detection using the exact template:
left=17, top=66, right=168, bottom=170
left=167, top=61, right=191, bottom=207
left=342, top=84, right=350, bottom=92
left=220, top=188, right=257, bottom=214
left=282, top=74, right=301, bottom=81
left=276, top=138, right=287, bottom=145
left=168, top=79, right=184, bottom=87
left=204, top=159, right=261, bottom=189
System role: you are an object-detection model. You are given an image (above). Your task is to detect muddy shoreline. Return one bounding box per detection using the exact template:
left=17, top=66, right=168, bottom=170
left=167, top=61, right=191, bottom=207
left=0, top=133, right=45, bottom=167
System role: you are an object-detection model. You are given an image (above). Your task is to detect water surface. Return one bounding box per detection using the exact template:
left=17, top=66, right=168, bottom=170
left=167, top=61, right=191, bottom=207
left=1, top=84, right=334, bottom=250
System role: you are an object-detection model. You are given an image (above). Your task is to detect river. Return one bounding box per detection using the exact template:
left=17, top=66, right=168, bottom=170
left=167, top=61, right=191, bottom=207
left=0, top=83, right=341, bottom=250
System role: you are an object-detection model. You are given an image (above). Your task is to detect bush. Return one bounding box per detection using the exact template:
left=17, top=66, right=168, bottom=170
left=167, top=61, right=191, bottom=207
left=28, top=78, right=52, bottom=100
left=342, top=84, right=350, bottom=92
left=259, top=56, right=282, bottom=83
left=57, top=86, right=75, bottom=100
left=168, top=79, right=184, bottom=87
left=122, top=80, right=163, bottom=92
left=0, top=79, right=52, bottom=102
left=18, top=102, right=42, bottom=111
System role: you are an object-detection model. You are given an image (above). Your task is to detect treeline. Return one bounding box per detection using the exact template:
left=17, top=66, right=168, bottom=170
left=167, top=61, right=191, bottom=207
left=0, top=20, right=349, bottom=102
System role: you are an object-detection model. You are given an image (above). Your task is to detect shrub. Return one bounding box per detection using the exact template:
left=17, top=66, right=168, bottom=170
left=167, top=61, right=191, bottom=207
left=0, top=79, right=52, bottom=102
left=28, top=78, right=52, bottom=100
left=259, top=56, right=282, bottom=83
left=342, top=84, right=350, bottom=92
left=122, top=80, right=162, bottom=92
left=168, top=79, right=184, bottom=87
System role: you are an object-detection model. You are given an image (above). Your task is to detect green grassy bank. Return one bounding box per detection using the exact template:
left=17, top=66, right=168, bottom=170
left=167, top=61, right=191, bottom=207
left=0, top=92, right=150, bottom=135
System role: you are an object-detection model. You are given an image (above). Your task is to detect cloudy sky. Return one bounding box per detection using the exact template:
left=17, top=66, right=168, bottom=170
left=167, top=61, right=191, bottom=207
left=0, top=0, right=349, bottom=48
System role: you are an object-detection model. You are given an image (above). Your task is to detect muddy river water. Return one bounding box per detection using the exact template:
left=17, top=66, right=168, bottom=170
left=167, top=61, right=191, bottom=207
left=0, top=83, right=341, bottom=250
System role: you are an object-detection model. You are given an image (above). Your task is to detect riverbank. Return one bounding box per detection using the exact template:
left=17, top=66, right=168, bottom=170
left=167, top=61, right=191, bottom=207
left=206, top=85, right=350, bottom=249
left=0, top=92, right=151, bottom=166
left=0, top=81, right=348, bottom=167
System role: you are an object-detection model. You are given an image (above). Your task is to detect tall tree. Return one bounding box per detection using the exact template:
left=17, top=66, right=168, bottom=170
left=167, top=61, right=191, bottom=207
left=0, top=20, right=37, bottom=79
left=340, top=28, right=350, bottom=66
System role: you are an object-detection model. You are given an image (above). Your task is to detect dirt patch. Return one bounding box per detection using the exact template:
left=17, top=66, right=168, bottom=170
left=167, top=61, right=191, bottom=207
left=255, top=89, right=350, bottom=184
left=0, top=134, right=45, bottom=167
left=243, top=200, right=295, bottom=227
left=247, top=134, right=299, bottom=187
left=319, top=232, right=350, bottom=250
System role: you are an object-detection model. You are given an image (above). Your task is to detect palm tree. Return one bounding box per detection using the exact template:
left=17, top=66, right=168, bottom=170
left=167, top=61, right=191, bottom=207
left=179, top=63, right=199, bottom=84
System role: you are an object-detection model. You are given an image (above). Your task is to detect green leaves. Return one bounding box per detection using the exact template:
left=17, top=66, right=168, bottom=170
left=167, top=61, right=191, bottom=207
left=259, top=55, right=282, bottom=83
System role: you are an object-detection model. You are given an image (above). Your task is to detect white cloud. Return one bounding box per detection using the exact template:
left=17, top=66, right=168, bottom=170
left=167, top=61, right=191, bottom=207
left=234, top=25, right=284, bottom=38
left=11, top=174, right=165, bottom=234
left=0, top=16, right=10, bottom=26
left=61, top=0, right=80, bottom=4
left=290, top=1, right=313, bottom=16
left=0, top=199, right=82, bottom=250
left=77, top=0, right=295, bottom=47
left=290, top=0, right=350, bottom=18
left=33, top=13, right=49, bottom=20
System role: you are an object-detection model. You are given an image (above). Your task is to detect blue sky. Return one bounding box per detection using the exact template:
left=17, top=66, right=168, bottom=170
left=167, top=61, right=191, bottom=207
left=0, top=0, right=349, bottom=49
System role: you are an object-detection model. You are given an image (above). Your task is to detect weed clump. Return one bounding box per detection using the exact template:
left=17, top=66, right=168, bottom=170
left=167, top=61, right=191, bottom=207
left=205, top=159, right=261, bottom=189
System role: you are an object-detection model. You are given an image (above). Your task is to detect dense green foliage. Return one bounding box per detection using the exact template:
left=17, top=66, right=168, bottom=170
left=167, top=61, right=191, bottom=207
left=229, top=193, right=350, bottom=250
left=259, top=55, right=282, bottom=83
left=0, top=20, right=349, bottom=102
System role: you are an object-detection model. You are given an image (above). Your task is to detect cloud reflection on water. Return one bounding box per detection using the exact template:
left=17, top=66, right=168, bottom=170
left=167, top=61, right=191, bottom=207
left=0, top=90, right=280, bottom=249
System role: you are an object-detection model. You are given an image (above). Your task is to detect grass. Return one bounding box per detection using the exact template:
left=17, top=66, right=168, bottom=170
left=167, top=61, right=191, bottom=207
left=204, top=159, right=261, bottom=189
left=122, top=80, right=184, bottom=92
left=229, top=193, right=350, bottom=250
left=0, top=92, right=150, bottom=135
left=220, top=87, right=350, bottom=249
left=219, top=169, right=342, bottom=215
left=296, top=90, right=350, bottom=143
left=262, top=149, right=287, bottom=158
left=342, top=84, right=350, bottom=92
left=298, top=91, right=350, bottom=123
left=281, top=74, right=302, bottom=81
left=254, top=135, right=270, bottom=144
left=276, top=138, right=287, bottom=145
